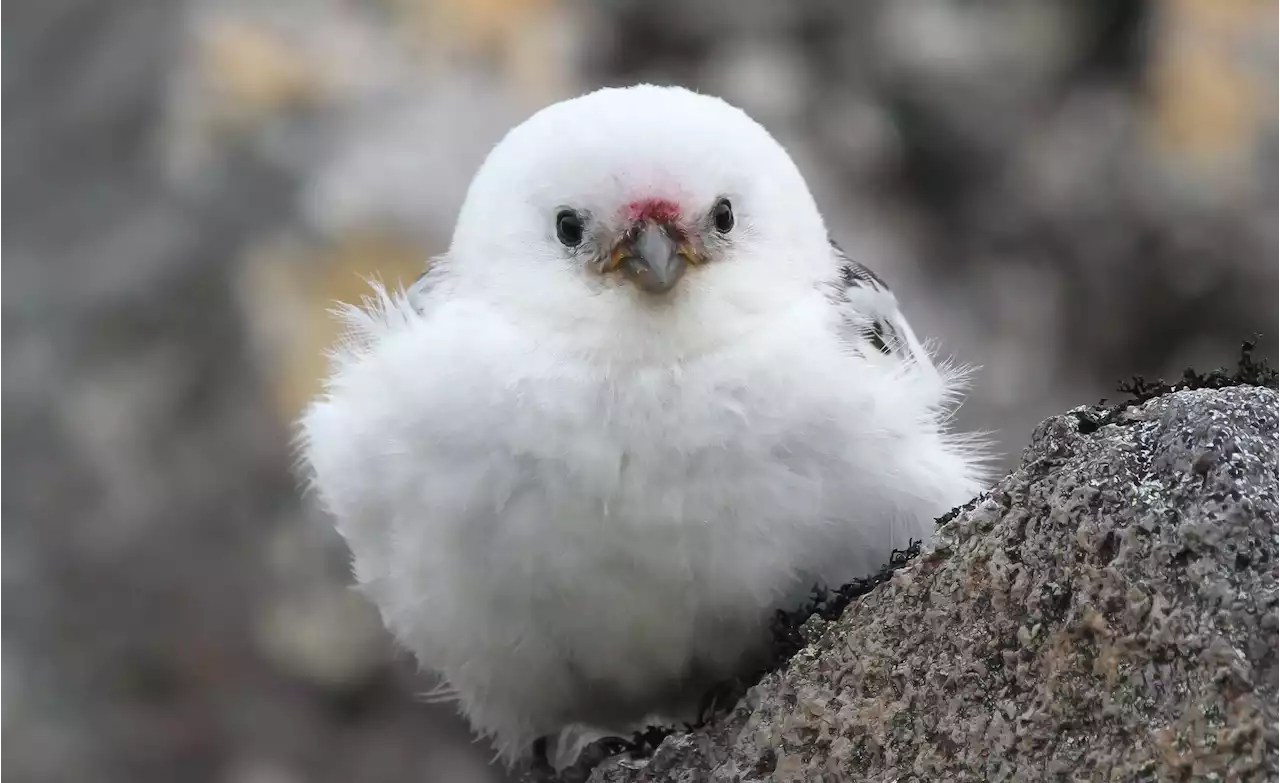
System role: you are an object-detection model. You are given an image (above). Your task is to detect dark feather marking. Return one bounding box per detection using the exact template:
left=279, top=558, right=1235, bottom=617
left=828, top=238, right=897, bottom=357
left=867, top=323, right=892, bottom=355
left=830, top=237, right=889, bottom=290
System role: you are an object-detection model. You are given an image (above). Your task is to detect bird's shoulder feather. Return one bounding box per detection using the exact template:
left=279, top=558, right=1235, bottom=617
left=823, top=238, right=933, bottom=372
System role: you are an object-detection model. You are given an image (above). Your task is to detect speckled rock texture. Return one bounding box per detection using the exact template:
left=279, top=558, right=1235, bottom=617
left=586, top=386, right=1279, bottom=783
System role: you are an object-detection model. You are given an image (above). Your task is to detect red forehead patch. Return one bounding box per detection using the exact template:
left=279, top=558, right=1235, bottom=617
left=624, top=198, right=682, bottom=224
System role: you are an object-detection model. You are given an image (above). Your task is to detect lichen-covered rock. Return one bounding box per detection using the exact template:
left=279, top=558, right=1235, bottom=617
left=587, top=386, right=1279, bottom=782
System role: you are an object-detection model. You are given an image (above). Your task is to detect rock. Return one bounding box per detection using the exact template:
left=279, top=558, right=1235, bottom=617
left=583, top=385, right=1279, bottom=782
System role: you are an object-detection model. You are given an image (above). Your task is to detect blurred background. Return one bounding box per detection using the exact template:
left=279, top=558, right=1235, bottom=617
left=4, top=1, right=1276, bottom=781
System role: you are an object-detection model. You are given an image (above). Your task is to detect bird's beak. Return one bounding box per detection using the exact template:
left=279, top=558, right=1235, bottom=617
left=606, top=222, right=695, bottom=294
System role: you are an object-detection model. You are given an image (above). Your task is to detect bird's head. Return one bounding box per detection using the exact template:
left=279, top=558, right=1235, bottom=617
left=446, top=85, right=833, bottom=351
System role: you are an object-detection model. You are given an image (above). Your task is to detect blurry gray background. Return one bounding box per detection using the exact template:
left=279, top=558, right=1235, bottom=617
left=4, top=1, right=1276, bottom=782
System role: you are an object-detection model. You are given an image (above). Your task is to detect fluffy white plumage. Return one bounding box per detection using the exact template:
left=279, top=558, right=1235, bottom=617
left=299, top=84, right=988, bottom=767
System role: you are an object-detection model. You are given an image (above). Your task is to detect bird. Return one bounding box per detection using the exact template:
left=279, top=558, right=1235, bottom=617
left=298, top=84, right=989, bottom=769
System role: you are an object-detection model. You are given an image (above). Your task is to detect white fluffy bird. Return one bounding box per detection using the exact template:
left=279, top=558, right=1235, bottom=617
left=299, top=84, right=988, bottom=767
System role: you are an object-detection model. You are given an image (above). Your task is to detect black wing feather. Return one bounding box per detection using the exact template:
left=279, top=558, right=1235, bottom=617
left=826, top=238, right=910, bottom=360
left=833, top=238, right=890, bottom=291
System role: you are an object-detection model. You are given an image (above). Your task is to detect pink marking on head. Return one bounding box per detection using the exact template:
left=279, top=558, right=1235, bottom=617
left=623, top=198, right=682, bottom=225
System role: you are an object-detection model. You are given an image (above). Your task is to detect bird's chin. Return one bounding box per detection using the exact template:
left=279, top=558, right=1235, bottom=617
left=586, top=269, right=691, bottom=304
left=624, top=281, right=683, bottom=300
left=626, top=281, right=685, bottom=304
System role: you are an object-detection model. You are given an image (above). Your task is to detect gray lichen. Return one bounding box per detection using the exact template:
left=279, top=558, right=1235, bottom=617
left=586, top=386, right=1279, bottom=782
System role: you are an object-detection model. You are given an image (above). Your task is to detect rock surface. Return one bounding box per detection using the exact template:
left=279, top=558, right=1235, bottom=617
left=586, top=385, right=1279, bottom=782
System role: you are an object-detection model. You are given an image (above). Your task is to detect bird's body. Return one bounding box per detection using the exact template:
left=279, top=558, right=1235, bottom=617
left=300, top=85, right=987, bottom=766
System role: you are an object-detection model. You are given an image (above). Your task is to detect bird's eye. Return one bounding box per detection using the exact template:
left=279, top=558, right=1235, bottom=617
left=556, top=210, right=584, bottom=247
left=712, top=199, right=734, bottom=234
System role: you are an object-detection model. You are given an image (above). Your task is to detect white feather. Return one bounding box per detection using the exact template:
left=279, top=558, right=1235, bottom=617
left=298, top=84, right=990, bottom=767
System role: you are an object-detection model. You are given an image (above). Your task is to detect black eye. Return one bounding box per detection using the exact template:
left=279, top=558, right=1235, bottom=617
left=556, top=210, right=584, bottom=247
left=712, top=199, right=734, bottom=233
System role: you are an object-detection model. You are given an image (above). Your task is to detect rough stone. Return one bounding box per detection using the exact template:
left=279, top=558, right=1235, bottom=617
left=584, top=386, right=1279, bottom=782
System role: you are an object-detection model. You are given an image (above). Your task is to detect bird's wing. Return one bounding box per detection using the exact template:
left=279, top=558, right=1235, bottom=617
left=823, top=238, right=936, bottom=374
